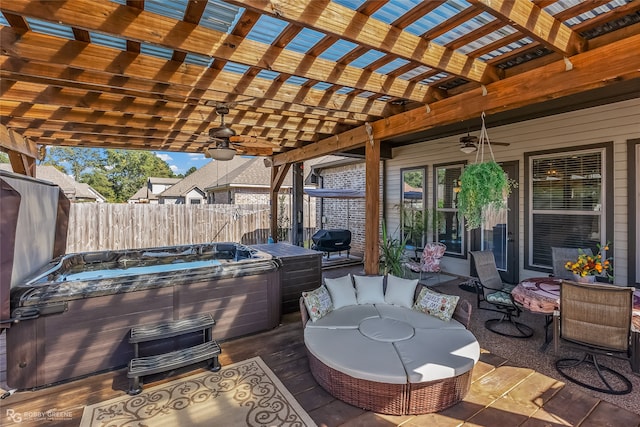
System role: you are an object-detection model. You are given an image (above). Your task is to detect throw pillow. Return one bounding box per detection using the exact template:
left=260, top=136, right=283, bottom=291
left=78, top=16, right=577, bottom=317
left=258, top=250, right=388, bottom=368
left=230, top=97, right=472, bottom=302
left=384, top=274, right=418, bottom=308
left=302, top=285, right=333, bottom=322
left=324, top=274, right=357, bottom=309
left=413, top=287, right=460, bottom=322
left=354, top=275, right=385, bottom=305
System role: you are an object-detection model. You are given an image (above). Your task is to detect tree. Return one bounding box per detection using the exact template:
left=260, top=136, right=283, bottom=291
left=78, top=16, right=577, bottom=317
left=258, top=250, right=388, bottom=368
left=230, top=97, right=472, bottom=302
left=43, top=146, right=103, bottom=180
left=185, top=166, right=197, bottom=176
left=7, top=145, right=175, bottom=203
left=0, top=151, right=8, bottom=163
left=403, top=170, right=423, bottom=189
left=105, top=150, right=174, bottom=202
left=81, top=169, right=116, bottom=201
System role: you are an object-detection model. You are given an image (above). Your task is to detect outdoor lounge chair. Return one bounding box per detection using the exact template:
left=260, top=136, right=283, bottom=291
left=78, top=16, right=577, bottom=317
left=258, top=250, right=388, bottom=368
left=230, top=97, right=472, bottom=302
left=404, top=242, right=446, bottom=282
left=551, top=247, right=593, bottom=280
left=553, top=280, right=635, bottom=395
left=470, top=251, right=533, bottom=338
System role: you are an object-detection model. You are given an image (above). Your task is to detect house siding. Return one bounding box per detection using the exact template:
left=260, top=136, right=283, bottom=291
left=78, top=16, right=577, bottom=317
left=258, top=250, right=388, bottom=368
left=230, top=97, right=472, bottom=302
left=385, top=98, right=640, bottom=285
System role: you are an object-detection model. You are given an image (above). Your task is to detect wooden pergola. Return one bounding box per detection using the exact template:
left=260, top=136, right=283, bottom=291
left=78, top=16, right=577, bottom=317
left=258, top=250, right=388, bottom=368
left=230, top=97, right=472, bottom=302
left=1, top=0, right=639, bottom=274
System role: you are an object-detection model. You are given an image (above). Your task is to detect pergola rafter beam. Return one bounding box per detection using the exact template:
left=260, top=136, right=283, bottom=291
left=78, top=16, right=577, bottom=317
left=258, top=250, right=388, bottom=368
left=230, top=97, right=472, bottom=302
left=467, top=0, right=587, bottom=56
left=233, top=0, right=502, bottom=85
left=0, top=29, right=388, bottom=118
left=1, top=0, right=440, bottom=104
left=273, top=33, right=640, bottom=166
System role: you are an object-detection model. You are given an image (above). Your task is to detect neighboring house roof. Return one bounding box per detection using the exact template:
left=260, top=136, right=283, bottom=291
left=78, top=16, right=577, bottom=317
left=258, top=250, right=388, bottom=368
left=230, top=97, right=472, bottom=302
left=128, top=185, right=156, bottom=202
left=161, top=157, right=254, bottom=198
left=129, top=176, right=182, bottom=202
left=206, top=157, right=292, bottom=191
left=307, top=155, right=363, bottom=171
left=75, top=182, right=107, bottom=202
left=0, top=164, right=105, bottom=202
left=148, top=177, right=181, bottom=186
left=303, top=155, right=361, bottom=185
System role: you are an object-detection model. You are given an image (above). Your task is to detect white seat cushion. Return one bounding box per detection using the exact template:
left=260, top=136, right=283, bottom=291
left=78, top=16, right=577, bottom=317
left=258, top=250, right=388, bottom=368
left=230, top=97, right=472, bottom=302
left=375, top=304, right=465, bottom=330
left=354, top=275, right=386, bottom=304
left=324, top=274, right=357, bottom=309
left=394, top=328, right=480, bottom=383
left=304, top=327, right=408, bottom=384
left=384, top=274, right=418, bottom=308
left=359, top=317, right=414, bottom=342
left=304, top=304, right=380, bottom=329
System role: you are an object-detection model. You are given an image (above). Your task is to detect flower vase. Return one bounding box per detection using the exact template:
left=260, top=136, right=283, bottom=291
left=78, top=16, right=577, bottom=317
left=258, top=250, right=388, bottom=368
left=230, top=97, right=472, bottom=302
left=572, top=273, right=596, bottom=284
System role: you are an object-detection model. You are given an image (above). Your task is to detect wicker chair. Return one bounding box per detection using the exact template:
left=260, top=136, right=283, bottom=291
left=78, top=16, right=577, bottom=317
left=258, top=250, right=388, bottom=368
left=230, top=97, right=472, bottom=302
left=553, top=280, right=635, bottom=395
left=404, top=242, right=446, bottom=282
left=470, top=251, right=533, bottom=338
left=551, top=247, right=593, bottom=280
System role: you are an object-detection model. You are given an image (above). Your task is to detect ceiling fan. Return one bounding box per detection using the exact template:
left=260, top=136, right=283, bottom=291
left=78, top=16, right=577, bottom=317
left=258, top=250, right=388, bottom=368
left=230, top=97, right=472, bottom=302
left=455, top=133, right=511, bottom=154
left=205, top=105, right=237, bottom=160
left=204, top=105, right=277, bottom=160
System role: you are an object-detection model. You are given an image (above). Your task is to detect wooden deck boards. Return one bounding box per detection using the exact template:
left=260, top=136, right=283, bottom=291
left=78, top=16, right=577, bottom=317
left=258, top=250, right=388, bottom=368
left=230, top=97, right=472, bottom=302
left=1, top=310, right=639, bottom=426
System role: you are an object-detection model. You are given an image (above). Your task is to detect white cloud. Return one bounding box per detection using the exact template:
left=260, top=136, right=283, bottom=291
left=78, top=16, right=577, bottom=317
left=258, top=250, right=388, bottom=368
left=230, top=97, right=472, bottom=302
left=170, top=165, right=179, bottom=173
left=156, top=153, right=172, bottom=162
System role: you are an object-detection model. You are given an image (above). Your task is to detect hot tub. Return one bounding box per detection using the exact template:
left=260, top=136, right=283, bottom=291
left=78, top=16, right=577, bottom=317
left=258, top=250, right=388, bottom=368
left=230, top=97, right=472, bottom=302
left=7, top=242, right=281, bottom=390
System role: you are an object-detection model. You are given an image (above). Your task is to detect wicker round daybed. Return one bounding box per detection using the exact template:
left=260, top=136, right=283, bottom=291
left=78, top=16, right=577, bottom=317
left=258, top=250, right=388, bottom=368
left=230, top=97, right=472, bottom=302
left=299, top=281, right=479, bottom=415
left=306, top=348, right=474, bottom=415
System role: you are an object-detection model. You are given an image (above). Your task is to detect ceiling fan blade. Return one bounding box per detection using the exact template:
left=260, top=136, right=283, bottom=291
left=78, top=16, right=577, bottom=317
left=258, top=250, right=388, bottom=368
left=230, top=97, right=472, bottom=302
left=488, top=141, right=510, bottom=146
left=209, top=137, right=228, bottom=144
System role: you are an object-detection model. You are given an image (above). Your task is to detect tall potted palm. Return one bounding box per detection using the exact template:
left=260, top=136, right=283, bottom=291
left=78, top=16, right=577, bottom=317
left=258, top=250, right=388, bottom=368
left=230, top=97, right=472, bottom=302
left=379, top=222, right=407, bottom=276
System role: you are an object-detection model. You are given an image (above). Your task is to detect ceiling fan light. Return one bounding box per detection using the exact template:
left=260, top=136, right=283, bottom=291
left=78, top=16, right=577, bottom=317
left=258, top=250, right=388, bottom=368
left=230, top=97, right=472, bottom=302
left=460, top=144, right=477, bottom=154
left=208, top=146, right=236, bottom=161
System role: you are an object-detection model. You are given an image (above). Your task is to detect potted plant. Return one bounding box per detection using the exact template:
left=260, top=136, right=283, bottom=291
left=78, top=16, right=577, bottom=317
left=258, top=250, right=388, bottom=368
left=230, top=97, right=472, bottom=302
left=564, top=242, right=613, bottom=283
left=379, top=222, right=407, bottom=277
left=457, top=160, right=516, bottom=230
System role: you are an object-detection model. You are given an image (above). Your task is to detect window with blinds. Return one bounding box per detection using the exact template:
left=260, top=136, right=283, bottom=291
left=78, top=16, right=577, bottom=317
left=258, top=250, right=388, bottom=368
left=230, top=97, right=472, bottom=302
left=529, top=150, right=604, bottom=268
left=434, top=163, right=465, bottom=256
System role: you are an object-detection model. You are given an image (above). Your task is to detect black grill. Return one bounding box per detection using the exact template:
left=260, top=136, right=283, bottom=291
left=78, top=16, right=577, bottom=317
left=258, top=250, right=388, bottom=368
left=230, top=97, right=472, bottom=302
left=311, top=229, right=351, bottom=258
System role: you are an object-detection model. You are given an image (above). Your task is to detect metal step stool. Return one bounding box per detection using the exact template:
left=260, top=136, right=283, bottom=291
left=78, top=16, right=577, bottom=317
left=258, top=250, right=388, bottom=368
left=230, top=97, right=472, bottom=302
left=127, top=313, right=221, bottom=395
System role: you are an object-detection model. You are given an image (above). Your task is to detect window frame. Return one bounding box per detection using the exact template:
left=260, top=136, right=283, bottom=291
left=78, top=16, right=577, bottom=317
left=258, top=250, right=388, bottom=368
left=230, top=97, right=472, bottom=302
left=433, top=161, right=467, bottom=258
left=400, top=166, right=427, bottom=248
left=524, top=142, right=614, bottom=273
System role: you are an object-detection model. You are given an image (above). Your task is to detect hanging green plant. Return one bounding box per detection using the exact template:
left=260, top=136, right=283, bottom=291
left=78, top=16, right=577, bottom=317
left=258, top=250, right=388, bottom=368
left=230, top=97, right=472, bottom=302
left=458, top=161, right=515, bottom=230
left=456, top=112, right=516, bottom=230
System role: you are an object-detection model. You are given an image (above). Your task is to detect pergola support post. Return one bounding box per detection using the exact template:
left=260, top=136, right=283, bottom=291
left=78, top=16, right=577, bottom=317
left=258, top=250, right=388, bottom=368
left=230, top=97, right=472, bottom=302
left=269, top=163, right=291, bottom=242
left=0, top=124, right=39, bottom=178
left=364, top=138, right=381, bottom=275
left=291, top=162, right=304, bottom=246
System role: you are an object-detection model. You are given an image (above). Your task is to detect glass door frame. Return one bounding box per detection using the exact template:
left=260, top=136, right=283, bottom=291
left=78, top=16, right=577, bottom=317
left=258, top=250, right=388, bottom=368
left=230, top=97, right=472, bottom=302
left=470, top=160, right=519, bottom=284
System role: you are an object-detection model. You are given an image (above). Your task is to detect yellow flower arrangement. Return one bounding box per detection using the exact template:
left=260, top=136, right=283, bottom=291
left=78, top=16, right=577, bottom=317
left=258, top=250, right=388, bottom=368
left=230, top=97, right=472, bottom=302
left=564, top=242, right=613, bottom=278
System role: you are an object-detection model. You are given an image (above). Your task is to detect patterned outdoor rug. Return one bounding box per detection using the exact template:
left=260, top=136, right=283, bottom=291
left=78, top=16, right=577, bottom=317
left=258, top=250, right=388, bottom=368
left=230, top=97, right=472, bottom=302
left=80, top=356, right=317, bottom=427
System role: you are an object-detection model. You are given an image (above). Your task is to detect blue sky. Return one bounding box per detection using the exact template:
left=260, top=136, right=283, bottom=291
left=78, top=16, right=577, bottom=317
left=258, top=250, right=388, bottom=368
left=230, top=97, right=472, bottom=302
left=155, top=151, right=210, bottom=175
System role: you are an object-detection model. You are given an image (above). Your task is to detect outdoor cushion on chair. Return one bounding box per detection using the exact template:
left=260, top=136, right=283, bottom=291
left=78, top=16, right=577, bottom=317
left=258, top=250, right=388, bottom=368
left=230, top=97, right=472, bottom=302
left=404, top=242, right=446, bottom=282
left=485, top=290, right=514, bottom=306
left=470, top=251, right=533, bottom=338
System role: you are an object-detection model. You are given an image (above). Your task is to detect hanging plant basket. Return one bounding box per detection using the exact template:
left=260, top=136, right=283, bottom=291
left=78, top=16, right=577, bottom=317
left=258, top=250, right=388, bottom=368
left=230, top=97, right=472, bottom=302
left=457, top=113, right=516, bottom=230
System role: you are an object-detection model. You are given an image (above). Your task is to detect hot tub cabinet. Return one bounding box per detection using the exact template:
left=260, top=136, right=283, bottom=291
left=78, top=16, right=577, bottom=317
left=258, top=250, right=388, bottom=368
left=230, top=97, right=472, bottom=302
left=7, top=243, right=281, bottom=390
left=252, top=243, right=323, bottom=314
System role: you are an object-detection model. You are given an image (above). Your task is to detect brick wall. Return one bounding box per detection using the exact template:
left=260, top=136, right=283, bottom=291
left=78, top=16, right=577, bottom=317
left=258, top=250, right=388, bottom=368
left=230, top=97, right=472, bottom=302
left=315, top=162, right=382, bottom=256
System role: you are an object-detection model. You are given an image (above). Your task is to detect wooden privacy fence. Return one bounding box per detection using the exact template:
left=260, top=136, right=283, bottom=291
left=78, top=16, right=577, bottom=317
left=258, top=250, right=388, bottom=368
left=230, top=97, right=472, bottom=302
left=66, top=203, right=274, bottom=253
